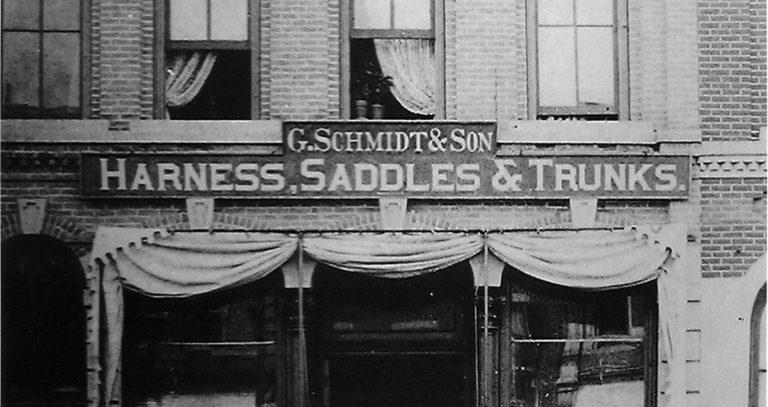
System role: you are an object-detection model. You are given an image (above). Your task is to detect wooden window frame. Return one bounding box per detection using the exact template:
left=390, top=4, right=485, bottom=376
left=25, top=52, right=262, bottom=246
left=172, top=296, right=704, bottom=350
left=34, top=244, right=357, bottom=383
left=154, top=0, right=260, bottom=119
left=340, top=0, right=445, bottom=119
left=1, top=0, right=91, bottom=119
left=526, top=0, right=628, bottom=120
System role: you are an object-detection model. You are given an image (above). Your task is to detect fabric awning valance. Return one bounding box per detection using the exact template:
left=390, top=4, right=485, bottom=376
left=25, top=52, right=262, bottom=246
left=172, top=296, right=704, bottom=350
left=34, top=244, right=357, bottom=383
left=86, top=224, right=686, bottom=407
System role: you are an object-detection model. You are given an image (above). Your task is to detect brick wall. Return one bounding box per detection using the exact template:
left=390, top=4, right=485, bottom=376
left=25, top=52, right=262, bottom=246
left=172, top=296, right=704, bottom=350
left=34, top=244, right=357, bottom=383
left=84, top=0, right=703, bottom=125
left=699, top=0, right=768, bottom=141
left=700, top=177, right=767, bottom=276
left=95, top=0, right=148, bottom=121
left=448, top=0, right=525, bottom=120
left=749, top=0, right=767, bottom=135
left=629, top=0, right=700, bottom=136
left=267, top=0, right=338, bottom=120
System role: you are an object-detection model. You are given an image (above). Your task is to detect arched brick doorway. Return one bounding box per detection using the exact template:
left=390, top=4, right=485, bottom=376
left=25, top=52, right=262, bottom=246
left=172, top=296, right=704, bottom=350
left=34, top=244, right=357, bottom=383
left=1, top=234, right=86, bottom=406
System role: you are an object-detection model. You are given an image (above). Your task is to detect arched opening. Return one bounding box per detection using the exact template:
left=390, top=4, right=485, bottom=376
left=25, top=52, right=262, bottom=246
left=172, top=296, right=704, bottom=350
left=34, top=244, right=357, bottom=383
left=750, top=284, right=766, bottom=407
left=310, top=262, right=475, bottom=407
left=1, top=234, right=86, bottom=405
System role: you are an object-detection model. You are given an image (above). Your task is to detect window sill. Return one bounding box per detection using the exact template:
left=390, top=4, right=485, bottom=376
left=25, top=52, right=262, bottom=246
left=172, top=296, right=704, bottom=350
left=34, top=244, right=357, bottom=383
left=2, top=119, right=709, bottom=146
left=1, top=119, right=282, bottom=144
left=498, top=120, right=658, bottom=145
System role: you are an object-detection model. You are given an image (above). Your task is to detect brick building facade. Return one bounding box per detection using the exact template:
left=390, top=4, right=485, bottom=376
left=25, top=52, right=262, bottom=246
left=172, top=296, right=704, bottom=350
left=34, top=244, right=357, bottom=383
left=1, top=0, right=765, bottom=406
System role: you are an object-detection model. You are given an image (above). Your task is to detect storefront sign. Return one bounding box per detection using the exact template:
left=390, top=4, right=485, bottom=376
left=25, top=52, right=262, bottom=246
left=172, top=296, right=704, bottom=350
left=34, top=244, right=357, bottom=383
left=81, top=122, right=690, bottom=199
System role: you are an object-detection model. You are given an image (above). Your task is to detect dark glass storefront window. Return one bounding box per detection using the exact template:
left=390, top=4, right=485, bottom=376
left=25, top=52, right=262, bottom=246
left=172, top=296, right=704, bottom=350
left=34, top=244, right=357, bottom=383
left=123, top=272, right=281, bottom=407
left=311, top=263, right=475, bottom=407
left=505, top=270, right=657, bottom=407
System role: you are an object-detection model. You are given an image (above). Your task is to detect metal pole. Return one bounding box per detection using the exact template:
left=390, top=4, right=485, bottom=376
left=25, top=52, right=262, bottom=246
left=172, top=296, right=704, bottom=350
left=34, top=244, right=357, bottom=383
left=482, top=233, right=491, bottom=407
left=297, top=235, right=308, bottom=407
left=172, top=226, right=626, bottom=234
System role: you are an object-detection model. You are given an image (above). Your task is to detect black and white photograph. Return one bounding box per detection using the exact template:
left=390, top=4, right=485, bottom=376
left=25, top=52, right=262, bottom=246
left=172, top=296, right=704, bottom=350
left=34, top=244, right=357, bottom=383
left=1, top=0, right=766, bottom=406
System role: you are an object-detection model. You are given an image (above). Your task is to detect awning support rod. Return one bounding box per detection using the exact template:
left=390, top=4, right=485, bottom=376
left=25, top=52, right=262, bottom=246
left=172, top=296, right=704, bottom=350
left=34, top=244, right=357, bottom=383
left=482, top=232, right=491, bottom=407
left=297, top=234, right=309, bottom=407
left=172, top=226, right=627, bottom=234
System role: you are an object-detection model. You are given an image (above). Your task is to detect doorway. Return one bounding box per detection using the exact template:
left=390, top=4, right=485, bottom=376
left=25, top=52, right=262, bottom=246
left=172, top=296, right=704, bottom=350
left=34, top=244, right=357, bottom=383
left=1, top=234, right=86, bottom=406
left=311, top=263, right=475, bottom=407
left=324, top=353, right=467, bottom=407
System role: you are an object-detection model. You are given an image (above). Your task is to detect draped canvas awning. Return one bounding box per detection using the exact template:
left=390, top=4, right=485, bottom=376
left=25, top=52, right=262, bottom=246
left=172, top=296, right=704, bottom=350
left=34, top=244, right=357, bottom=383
left=86, top=224, right=686, bottom=407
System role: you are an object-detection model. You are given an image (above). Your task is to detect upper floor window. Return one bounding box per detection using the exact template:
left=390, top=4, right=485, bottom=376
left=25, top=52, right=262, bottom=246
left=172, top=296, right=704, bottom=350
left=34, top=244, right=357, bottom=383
left=160, top=0, right=258, bottom=119
left=527, top=0, right=628, bottom=120
left=2, top=0, right=84, bottom=118
left=344, top=0, right=444, bottom=120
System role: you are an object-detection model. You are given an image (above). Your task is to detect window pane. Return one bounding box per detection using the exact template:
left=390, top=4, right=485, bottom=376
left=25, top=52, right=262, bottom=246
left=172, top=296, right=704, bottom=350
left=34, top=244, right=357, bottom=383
left=2, top=32, right=40, bottom=110
left=538, top=27, right=576, bottom=107
left=2, top=0, right=39, bottom=30
left=169, top=0, right=207, bottom=40
left=166, top=51, right=251, bottom=120
left=124, top=282, right=279, bottom=407
left=575, top=0, right=613, bottom=26
left=42, top=32, right=80, bottom=113
left=577, top=27, right=614, bottom=106
left=513, top=342, right=645, bottom=407
left=43, top=0, right=80, bottom=30
left=353, top=0, right=391, bottom=29
left=393, top=0, right=430, bottom=30
left=211, top=0, right=248, bottom=40
left=508, top=279, right=652, bottom=407
left=538, top=0, right=573, bottom=25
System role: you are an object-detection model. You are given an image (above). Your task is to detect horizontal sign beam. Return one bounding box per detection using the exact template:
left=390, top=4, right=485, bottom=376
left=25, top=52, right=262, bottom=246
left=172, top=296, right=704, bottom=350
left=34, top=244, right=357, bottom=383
left=81, top=154, right=689, bottom=199
left=80, top=122, right=689, bottom=199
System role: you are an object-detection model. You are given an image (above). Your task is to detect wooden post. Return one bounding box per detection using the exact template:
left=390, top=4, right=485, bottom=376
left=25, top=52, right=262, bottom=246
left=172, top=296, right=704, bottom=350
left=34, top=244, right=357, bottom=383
left=283, top=287, right=310, bottom=407
left=477, top=235, right=501, bottom=407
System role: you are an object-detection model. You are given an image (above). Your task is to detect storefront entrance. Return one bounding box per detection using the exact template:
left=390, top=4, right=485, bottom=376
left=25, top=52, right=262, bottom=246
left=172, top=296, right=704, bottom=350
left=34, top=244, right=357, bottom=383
left=324, top=353, right=467, bottom=407
left=311, top=263, right=475, bottom=407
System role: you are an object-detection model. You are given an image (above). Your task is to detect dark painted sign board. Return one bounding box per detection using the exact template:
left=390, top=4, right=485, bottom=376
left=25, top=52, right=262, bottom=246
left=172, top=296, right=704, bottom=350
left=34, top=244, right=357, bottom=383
left=81, top=121, right=690, bottom=199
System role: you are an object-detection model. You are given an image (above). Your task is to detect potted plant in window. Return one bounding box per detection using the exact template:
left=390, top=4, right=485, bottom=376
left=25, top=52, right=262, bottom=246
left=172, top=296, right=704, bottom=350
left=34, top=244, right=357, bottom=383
left=352, top=75, right=371, bottom=120
left=370, top=72, right=393, bottom=120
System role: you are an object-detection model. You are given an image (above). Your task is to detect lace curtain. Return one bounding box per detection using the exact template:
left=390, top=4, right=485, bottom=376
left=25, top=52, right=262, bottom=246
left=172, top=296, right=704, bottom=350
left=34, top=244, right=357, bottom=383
left=164, top=51, right=217, bottom=117
left=374, top=39, right=436, bottom=115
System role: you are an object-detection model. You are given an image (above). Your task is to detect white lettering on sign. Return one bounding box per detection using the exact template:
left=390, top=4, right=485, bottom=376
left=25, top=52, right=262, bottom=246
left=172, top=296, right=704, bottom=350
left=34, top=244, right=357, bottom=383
left=100, top=158, right=127, bottom=190
left=88, top=156, right=687, bottom=198
left=287, top=127, right=495, bottom=154
left=97, top=159, right=287, bottom=193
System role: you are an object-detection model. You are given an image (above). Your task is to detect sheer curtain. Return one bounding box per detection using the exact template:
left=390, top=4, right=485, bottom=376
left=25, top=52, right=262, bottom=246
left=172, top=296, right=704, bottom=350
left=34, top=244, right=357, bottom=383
left=164, top=51, right=217, bottom=117
left=374, top=39, right=436, bottom=115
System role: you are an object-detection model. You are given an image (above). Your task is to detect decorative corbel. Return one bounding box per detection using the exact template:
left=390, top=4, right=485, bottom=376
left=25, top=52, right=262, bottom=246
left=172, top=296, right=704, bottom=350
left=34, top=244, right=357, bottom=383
left=569, top=197, right=598, bottom=228
left=282, top=252, right=317, bottom=288
left=186, top=197, right=215, bottom=229
left=379, top=197, right=407, bottom=230
left=469, top=252, right=505, bottom=287
left=18, top=198, right=46, bottom=234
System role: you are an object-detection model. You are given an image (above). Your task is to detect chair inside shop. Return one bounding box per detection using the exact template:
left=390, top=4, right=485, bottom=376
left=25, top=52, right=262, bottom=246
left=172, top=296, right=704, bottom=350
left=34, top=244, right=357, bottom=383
left=311, top=262, right=475, bottom=407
